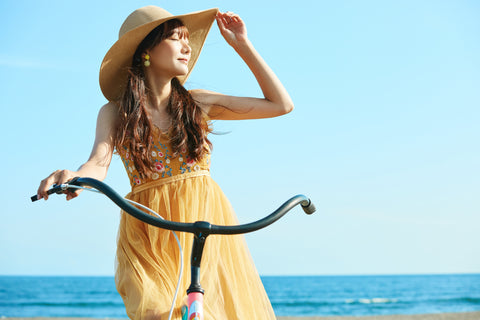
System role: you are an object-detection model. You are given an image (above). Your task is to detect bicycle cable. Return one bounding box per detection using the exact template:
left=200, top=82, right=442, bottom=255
left=60, top=184, right=183, bottom=320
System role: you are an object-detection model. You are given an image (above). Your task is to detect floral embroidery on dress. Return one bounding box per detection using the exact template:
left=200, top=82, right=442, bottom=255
left=119, top=130, right=210, bottom=187
left=179, top=157, right=203, bottom=174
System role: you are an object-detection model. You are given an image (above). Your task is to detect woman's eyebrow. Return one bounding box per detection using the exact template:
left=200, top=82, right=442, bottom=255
left=175, top=28, right=190, bottom=39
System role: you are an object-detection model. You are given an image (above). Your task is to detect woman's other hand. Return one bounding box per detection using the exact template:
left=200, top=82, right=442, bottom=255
left=216, top=11, right=248, bottom=48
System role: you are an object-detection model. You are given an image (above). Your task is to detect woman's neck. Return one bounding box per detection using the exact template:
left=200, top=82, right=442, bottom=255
left=144, top=76, right=174, bottom=132
left=146, top=73, right=173, bottom=111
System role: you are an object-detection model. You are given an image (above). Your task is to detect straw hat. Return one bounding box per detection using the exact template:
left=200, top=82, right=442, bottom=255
left=99, top=6, right=218, bottom=101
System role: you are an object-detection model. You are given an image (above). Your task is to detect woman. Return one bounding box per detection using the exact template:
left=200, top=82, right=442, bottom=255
left=37, top=6, right=293, bottom=319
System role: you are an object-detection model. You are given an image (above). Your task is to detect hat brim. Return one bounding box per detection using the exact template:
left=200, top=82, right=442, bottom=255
left=99, top=8, right=218, bottom=102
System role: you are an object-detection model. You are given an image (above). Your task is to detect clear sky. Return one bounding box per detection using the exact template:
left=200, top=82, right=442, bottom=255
left=1, top=0, right=478, bottom=276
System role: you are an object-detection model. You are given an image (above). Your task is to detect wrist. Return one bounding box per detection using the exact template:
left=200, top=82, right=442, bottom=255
left=231, top=38, right=253, bottom=54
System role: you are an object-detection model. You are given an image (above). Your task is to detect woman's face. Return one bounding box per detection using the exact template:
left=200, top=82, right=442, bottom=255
left=147, top=27, right=191, bottom=79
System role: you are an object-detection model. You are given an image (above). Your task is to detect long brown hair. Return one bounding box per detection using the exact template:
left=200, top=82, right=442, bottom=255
left=114, top=19, right=212, bottom=178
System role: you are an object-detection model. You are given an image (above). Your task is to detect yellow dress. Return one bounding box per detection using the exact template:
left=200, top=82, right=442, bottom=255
left=116, top=126, right=276, bottom=319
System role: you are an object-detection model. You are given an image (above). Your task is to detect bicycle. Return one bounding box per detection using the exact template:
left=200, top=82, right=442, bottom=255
left=31, top=177, right=316, bottom=320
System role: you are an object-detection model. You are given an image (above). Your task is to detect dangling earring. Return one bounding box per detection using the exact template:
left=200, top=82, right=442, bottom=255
left=143, top=53, right=150, bottom=67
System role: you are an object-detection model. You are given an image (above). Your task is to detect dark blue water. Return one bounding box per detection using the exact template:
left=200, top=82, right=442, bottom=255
left=262, top=274, right=480, bottom=316
left=1, top=274, right=479, bottom=317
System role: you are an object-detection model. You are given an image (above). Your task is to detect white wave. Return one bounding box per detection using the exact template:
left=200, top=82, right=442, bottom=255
left=345, top=298, right=398, bottom=304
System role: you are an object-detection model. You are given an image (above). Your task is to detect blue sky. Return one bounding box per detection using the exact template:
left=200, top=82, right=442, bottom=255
left=1, top=0, right=479, bottom=276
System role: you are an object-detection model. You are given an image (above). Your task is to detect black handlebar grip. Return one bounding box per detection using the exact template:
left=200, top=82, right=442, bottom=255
left=30, top=184, right=65, bottom=202
left=301, top=199, right=316, bottom=215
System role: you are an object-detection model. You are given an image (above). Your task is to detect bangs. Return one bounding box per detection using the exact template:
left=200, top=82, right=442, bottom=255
left=163, top=19, right=190, bottom=40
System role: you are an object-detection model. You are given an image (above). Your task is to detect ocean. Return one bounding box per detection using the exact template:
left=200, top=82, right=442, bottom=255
left=0, top=274, right=479, bottom=317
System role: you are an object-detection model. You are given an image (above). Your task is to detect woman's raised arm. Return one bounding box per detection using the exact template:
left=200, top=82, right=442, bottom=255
left=36, top=102, right=118, bottom=200
left=192, top=11, right=294, bottom=120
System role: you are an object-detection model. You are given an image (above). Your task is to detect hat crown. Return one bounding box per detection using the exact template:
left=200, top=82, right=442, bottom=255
left=119, top=6, right=173, bottom=39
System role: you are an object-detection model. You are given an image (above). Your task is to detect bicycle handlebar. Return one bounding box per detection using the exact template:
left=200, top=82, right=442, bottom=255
left=32, top=177, right=315, bottom=235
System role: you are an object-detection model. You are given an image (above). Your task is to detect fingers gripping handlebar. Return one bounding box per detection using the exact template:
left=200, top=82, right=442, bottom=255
left=31, top=182, right=79, bottom=202
left=31, top=177, right=316, bottom=235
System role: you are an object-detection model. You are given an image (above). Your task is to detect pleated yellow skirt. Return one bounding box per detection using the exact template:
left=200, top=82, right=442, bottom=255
left=115, top=173, right=276, bottom=319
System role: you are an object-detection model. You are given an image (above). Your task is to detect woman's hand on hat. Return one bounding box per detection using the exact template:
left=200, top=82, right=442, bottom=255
left=216, top=11, right=248, bottom=48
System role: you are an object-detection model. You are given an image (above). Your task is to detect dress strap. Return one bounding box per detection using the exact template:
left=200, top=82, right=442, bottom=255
left=131, top=170, right=210, bottom=194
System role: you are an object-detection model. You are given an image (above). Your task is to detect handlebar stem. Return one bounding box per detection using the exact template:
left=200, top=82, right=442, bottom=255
left=187, top=231, right=208, bottom=295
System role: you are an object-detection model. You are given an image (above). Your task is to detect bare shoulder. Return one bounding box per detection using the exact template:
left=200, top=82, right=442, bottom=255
left=99, top=101, right=119, bottom=116
left=98, top=101, right=120, bottom=125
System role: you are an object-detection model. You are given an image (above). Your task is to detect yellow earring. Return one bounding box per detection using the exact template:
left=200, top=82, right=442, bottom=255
left=143, top=54, right=150, bottom=67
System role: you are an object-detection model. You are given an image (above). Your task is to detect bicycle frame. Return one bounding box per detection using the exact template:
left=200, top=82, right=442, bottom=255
left=32, top=177, right=315, bottom=320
